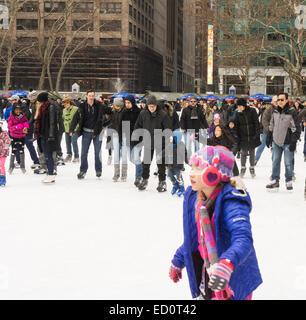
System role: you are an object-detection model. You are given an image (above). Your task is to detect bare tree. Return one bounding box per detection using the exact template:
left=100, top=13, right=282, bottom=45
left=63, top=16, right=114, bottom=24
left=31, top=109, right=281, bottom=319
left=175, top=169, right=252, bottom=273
left=216, top=0, right=271, bottom=94
left=252, top=0, right=306, bottom=96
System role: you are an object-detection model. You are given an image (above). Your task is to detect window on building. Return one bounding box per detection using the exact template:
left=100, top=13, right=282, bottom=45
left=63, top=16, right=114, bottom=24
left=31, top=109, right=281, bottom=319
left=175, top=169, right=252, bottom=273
left=16, top=19, right=38, bottom=30
left=19, top=1, right=39, bottom=12
left=100, top=20, right=121, bottom=32
left=266, top=76, right=284, bottom=95
left=44, top=19, right=66, bottom=31
left=44, top=2, right=66, bottom=13
left=100, top=38, right=122, bottom=46
left=100, top=2, right=122, bottom=14
left=72, top=20, right=93, bottom=31
left=73, top=2, right=94, bottom=13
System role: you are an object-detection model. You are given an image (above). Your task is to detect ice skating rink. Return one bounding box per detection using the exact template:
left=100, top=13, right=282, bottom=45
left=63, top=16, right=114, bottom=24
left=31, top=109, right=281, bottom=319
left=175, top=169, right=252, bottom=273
left=0, top=126, right=305, bottom=300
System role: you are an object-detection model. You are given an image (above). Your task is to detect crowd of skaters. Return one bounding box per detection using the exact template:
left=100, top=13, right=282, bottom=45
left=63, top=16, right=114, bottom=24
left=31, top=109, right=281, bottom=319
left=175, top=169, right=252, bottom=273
left=0, top=90, right=305, bottom=193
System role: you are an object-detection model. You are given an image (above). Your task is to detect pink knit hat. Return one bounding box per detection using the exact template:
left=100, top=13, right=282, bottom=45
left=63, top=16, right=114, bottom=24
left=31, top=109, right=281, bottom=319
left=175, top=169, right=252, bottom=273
left=189, top=146, right=235, bottom=184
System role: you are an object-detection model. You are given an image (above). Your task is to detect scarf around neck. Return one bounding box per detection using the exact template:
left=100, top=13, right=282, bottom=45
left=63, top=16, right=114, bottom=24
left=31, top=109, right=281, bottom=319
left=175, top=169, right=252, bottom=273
left=195, top=184, right=234, bottom=300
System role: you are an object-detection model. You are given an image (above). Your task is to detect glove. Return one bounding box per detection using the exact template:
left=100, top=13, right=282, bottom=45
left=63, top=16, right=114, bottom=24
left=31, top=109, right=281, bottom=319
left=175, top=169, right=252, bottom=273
left=169, top=264, right=182, bottom=283
left=208, top=259, right=234, bottom=292
left=289, top=142, right=296, bottom=152
left=48, top=137, right=55, bottom=142
left=266, top=131, right=273, bottom=148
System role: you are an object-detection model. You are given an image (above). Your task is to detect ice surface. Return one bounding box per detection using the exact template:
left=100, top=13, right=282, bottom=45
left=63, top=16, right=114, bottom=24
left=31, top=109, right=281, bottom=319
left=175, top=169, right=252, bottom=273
left=0, top=120, right=305, bottom=300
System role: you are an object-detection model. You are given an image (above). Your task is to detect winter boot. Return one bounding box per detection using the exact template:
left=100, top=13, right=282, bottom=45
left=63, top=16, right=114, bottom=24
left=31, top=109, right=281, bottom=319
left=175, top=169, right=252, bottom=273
left=134, top=178, right=142, bottom=188
left=72, top=157, right=80, bottom=163
left=96, top=172, right=102, bottom=178
left=240, top=167, right=246, bottom=178
left=56, top=155, right=65, bottom=166
left=34, top=166, right=47, bottom=175
left=250, top=167, right=256, bottom=178
left=266, top=180, right=280, bottom=191
left=138, top=179, right=149, bottom=191
left=64, top=154, right=72, bottom=163
left=286, top=181, right=293, bottom=191
left=31, top=163, right=40, bottom=170
left=171, top=182, right=179, bottom=195
left=77, top=172, right=86, bottom=180
left=20, top=152, right=26, bottom=174
left=8, top=154, right=15, bottom=175
left=121, top=164, right=128, bottom=182
left=42, top=175, right=55, bottom=184
left=157, top=180, right=167, bottom=193
left=113, top=164, right=120, bottom=182
left=177, top=185, right=185, bottom=197
left=0, top=175, right=6, bottom=187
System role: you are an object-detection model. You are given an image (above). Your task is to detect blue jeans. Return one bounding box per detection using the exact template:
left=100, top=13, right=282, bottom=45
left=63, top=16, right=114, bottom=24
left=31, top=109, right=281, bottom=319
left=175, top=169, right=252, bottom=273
left=255, top=132, right=267, bottom=162
left=184, top=131, right=200, bottom=163
left=113, top=137, right=142, bottom=179
left=65, top=132, right=79, bottom=158
left=272, top=142, right=294, bottom=183
left=39, top=138, right=54, bottom=175
left=80, top=131, right=102, bottom=173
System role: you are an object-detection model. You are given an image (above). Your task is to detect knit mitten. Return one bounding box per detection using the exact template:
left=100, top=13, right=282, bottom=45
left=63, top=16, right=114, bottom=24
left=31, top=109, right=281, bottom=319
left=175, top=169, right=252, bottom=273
left=208, top=259, right=234, bottom=291
left=169, top=264, right=182, bottom=283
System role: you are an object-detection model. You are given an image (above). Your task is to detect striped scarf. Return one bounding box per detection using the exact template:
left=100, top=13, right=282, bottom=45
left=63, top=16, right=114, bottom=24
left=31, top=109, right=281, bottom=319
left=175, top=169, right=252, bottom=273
left=195, top=185, right=234, bottom=300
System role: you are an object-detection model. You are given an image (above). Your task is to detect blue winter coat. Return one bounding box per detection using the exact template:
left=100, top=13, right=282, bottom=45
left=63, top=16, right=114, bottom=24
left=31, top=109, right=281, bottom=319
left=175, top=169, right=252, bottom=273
left=4, top=106, right=12, bottom=121
left=172, top=184, right=262, bottom=300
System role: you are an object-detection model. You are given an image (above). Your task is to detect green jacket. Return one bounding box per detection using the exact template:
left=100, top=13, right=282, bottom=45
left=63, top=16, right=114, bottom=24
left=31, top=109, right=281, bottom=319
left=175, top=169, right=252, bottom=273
left=63, top=105, right=79, bottom=133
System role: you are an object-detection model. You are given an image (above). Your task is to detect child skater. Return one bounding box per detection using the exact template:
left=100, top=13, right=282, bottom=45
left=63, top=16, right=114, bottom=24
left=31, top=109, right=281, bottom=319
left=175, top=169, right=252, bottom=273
left=169, top=145, right=262, bottom=300
left=0, top=122, right=11, bottom=186
left=167, top=130, right=185, bottom=197
left=7, top=104, right=29, bottom=174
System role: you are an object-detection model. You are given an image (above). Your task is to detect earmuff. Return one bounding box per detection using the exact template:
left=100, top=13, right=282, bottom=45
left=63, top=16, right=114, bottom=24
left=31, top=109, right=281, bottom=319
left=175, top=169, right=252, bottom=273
left=201, top=157, right=221, bottom=187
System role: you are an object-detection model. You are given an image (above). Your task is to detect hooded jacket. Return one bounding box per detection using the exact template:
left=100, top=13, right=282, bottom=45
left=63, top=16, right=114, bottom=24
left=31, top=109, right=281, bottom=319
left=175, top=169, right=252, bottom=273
left=269, top=103, right=300, bottom=146
left=234, top=106, right=261, bottom=149
left=134, top=102, right=172, bottom=149
left=171, top=185, right=262, bottom=300
left=7, top=109, right=29, bottom=139
left=121, top=95, right=141, bottom=147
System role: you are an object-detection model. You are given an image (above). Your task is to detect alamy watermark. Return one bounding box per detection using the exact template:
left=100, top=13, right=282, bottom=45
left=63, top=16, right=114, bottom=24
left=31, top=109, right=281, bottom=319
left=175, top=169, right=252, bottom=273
left=295, top=5, right=306, bottom=29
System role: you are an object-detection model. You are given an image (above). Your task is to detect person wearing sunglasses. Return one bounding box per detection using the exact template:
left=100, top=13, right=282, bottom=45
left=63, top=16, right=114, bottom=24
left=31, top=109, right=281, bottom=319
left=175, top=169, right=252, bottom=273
left=266, top=93, right=300, bottom=191
left=180, top=97, right=208, bottom=162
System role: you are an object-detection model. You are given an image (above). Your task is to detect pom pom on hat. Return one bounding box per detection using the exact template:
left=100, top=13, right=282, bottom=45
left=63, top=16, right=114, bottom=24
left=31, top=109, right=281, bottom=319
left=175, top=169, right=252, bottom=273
left=189, top=146, right=235, bottom=183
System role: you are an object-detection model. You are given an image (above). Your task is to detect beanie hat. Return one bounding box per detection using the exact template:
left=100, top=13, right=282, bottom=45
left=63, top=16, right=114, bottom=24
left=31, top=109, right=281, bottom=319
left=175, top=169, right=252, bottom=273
left=146, top=95, right=157, bottom=106
left=237, top=98, right=247, bottom=107
left=140, top=98, right=147, bottom=104
left=125, top=95, right=137, bottom=107
left=189, top=146, right=235, bottom=184
left=37, top=92, right=49, bottom=103
left=113, top=97, right=124, bottom=107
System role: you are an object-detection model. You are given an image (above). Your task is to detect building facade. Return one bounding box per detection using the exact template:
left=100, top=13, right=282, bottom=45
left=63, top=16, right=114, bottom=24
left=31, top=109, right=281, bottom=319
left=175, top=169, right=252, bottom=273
left=0, top=0, right=195, bottom=93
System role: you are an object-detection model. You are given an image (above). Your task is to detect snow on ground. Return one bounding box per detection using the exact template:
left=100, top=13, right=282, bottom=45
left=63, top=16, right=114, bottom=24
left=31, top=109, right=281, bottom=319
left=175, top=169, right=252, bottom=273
left=0, top=120, right=305, bottom=300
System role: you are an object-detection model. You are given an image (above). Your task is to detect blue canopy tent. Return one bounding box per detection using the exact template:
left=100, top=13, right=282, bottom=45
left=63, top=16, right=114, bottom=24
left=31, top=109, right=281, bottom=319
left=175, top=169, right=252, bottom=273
left=9, top=90, right=29, bottom=98
left=111, top=92, right=134, bottom=99
left=222, top=95, right=237, bottom=101
left=249, top=94, right=272, bottom=102
left=178, top=94, right=201, bottom=100
left=202, top=94, right=220, bottom=101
